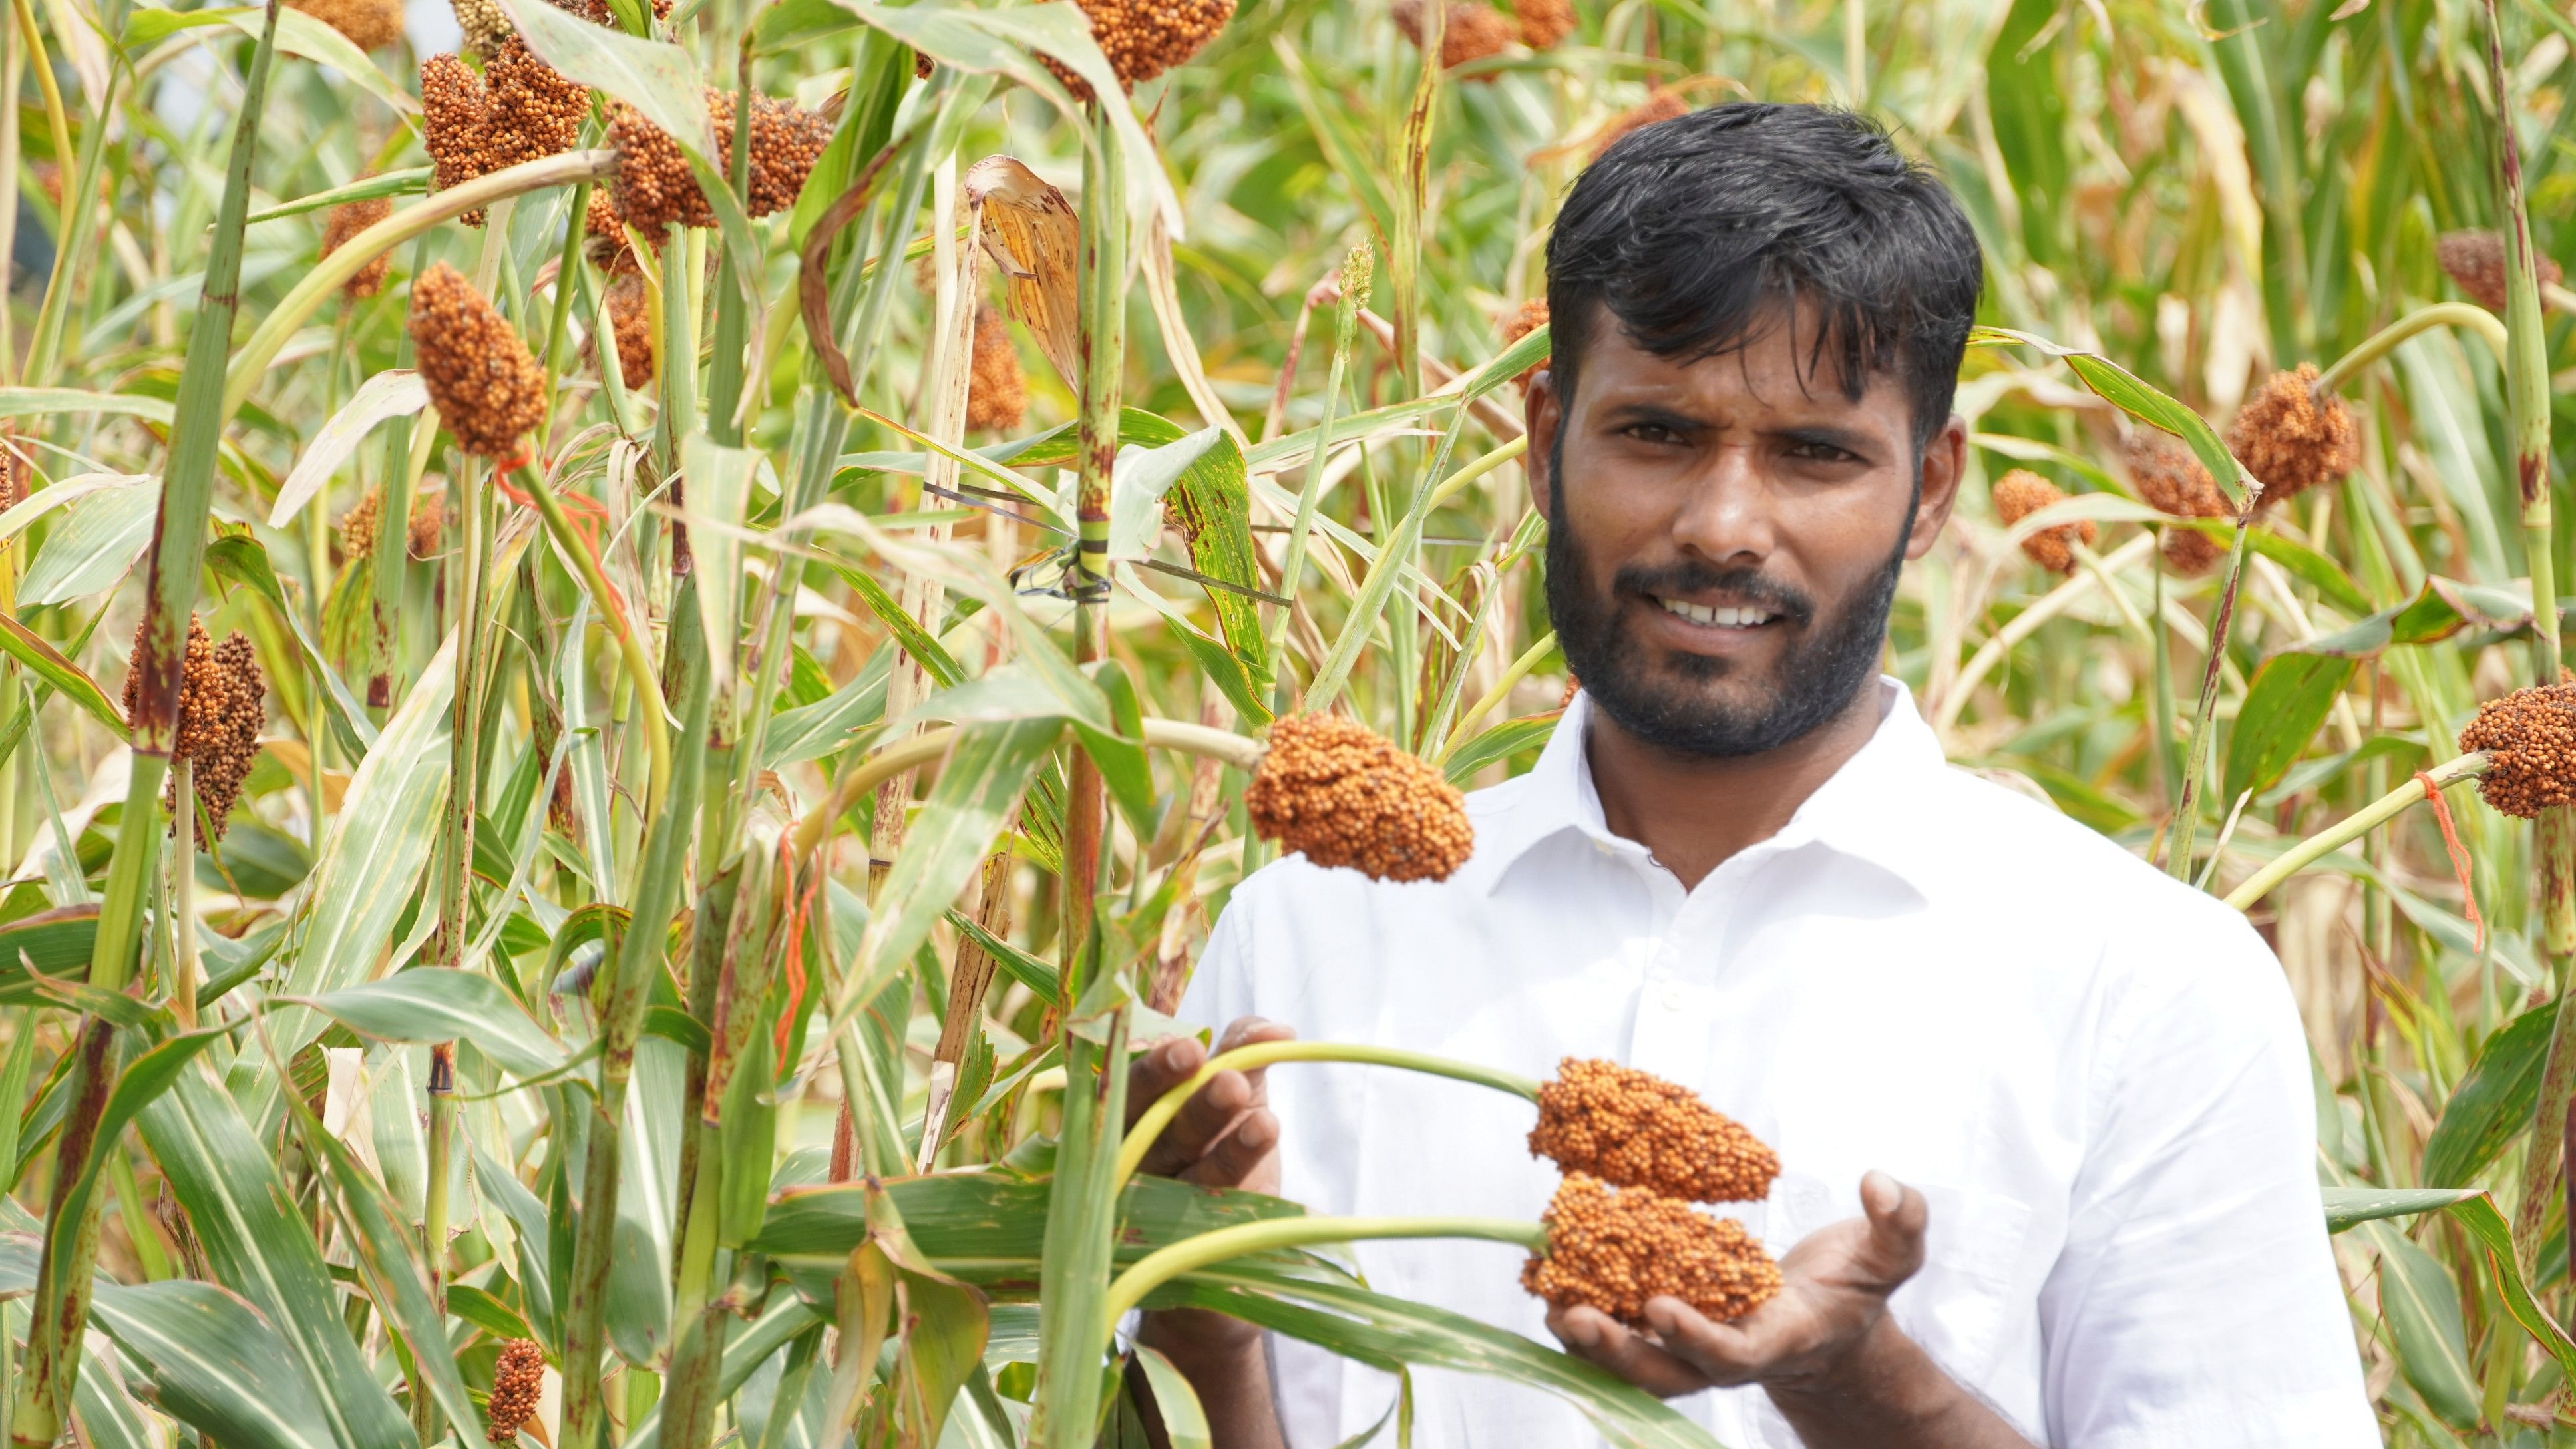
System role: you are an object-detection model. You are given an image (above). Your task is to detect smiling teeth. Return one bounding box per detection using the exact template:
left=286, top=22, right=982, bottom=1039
left=1660, top=598, right=1771, bottom=628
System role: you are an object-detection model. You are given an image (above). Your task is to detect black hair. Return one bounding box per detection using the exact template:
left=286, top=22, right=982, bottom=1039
left=1545, top=103, right=1984, bottom=453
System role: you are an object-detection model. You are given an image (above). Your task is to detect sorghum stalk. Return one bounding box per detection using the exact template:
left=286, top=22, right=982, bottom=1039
left=559, top=576, right=713, bottom=1449
left=1117, top=1040, right=1541, bottom=1189
left=414, top=1043, right=456, bottom=1444
left=1103, top=1216, right=1547, bottom=1330
left=2163, top=505, right=2255, bottom=880
left=2312, top=302, right=2509, bottom=394
left=2219, top=752, right=2492, bottom=910
left=1032, top=101, right=1129, bottom=1449
left=1271, top=248, right=1369, bottom=708
left=14, top=3, right=277, bottom=1440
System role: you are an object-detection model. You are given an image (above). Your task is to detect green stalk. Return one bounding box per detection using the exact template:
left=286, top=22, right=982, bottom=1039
left=1269, top=247, right=1369, bottom=708
left=1116, top=1041, right=1540, bottom=1191
left=2312, top=302, right=2509, bottom=393
left=1432, top=630, right=1557, bottom=765
left=415, top=1043, right=456, bottom=1446
left=1032, top=1003, right=1129, bottom=1449
left=1101, top=1215, right=1546, bottom=1331
left=170, top=759, right=197, bottom=1030
left=13, top=5, right=279, bottom=1440
left=518, top=462, right=672, bottom=815
left=559, top=575, right=713, bottom=1449
left=2162, top=513, right=2253, bottom=879
left=2218, top=753, right=2491, bottom=910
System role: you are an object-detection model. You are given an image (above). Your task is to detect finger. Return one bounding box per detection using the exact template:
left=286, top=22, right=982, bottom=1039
left=1854, top=1170, right=1929, bottom=1288
left=1137, top=1066, right=1255, bottom=1177
left=1215, top=1017, right=1295, bottom=1104
left=1180, top=1106, right=1278, bottom=1188
left=1543, top=1305, right=1714, bottom=1398
left=1123, top=1035, right=1207, bottom=1129
left=1638, top=1297, right=1767, bottom=1388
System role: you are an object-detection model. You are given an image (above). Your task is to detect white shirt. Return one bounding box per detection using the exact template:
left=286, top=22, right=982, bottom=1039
left=1182, top=683, right=2375, bottom=1448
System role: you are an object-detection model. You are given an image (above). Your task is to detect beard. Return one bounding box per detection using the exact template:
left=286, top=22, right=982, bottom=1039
left=1544, top=449, right=1913, bottom=760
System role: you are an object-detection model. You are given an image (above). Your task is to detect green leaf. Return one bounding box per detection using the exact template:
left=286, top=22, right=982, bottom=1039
left=0, top=612, right=121, bottom=731
left=1445, top=714, right=1559, bottom=785
left=2223, top=651, right=2356, bottom=803
left=87, top=1279, right=339, bottom=1449
left=2422, top=1006, right=2555, bottom=1189
left=234, top=632, right=455, bottom=1123
left=495, top=0, right=708, bottom=150
left=20, top=482, right=156, bottom=605
left=1974, top=326, right=2253, bottom=505
left=944, top=907, right=1060, bottom=1006
left=834, top=562, right=964, bottom=690
left=2245, top=529, right=2375, bottom=618
left=1129, top=1348, right=1210, bottom=1449
left=293, top=968, right=567, bottom=1078
left=841, top=718, right=1059, bottom=1020
left=2324, top=1186, right=2485, bottom=1232
left=138, top=1065, right=414, bottom=1448
left=2364, top=1225, right=2480, bottom=1429
left=122, top=5, right=418, bottom=116
left=894, top=1267, right=988, bottom=1446
left=681, top=433, right=760, bottom=692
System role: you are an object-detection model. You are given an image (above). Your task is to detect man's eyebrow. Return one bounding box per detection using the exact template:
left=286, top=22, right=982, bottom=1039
left=1595, top=401, right=1706, bottom=431
left=1774, top=423, right=1880, bottom=456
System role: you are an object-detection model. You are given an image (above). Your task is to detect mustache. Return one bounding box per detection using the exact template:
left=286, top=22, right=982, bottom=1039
left=1610, top=561, right=1817, bottom=626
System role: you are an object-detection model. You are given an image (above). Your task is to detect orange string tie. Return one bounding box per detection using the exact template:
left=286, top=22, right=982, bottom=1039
left=773, top=830, right=822, bottom=1060
left=2416, top=770, right=2485, bottom=954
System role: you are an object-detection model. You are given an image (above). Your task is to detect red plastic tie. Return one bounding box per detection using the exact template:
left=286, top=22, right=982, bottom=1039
left=2417, top=770, right=2485, bottom=954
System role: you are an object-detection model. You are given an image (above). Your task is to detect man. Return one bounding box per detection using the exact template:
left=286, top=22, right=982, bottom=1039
left=1131, top=103, right=2374, bottom=1448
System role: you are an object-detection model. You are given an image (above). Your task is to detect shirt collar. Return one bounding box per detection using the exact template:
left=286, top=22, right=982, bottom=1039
left=1461, top=678, right=1956, bottom=899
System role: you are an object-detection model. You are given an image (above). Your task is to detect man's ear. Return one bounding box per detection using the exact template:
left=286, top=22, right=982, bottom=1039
left=1905, top=414, right=1967, bottom=560
left=1525, top=371, right=1561, bottom=520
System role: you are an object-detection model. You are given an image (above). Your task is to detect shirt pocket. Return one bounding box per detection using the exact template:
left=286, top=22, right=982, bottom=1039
left=1897, top=1181, right=2036, bottom=1386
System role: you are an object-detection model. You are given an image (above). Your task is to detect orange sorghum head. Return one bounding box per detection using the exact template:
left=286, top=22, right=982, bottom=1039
left=966, top=304, right=1028, bottom=435
left=1393, top=0, right=1517, bottom=73
left=2460, top=683, right=2576, bottom=819
left=408, top=262, right=548, bottom=460
left=584, top=189, right=643, bottom=277
left=2123, top=430, right=2230, bottom=577
left=1989, top=469, right=2094, bottom=576
left=600, top=270, right=655, bottom=391
left=408, top=491, right=447, bottom=560
left=1521, top=1175, right=1782, bottom=1328
left=1500, top=298, right=1549, bottom=395
left=126, top=618, right=264, bottom=842
left=484, top=1337, right=546, bottom=1443
left=1043, top=0, right=1237, bottom=100
left=421, top=53, right=492, bottom=222
left=1529, top=1056, right=1779, bottom=1203
left=480, top=37, right=589, bottom=171
left=2438, top=229, right=2561, bottom=313
left=1589, top=87, right=1692, bottom=160
left=608, top=89, right=831, bottom=233
left=1512, top=0, right=1574, bottom=47
left=321, top=196, right=393, bottom=299
left=290, top=0, right=406, bottom=51
left=2225, top=364, right=2358, bottom=507
left=1245, top=714, right=1473, bottom=883
left=339, top=488, right=383, bottom=562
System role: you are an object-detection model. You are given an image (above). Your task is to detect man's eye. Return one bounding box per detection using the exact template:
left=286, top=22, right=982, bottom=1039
left=1623, top=423, right=1682, bottom=445
left=1785, top=439, right=1859, bottom=463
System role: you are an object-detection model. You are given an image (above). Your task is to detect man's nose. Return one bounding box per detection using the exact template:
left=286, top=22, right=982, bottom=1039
left=1669, top=444, right=1775, bottom=568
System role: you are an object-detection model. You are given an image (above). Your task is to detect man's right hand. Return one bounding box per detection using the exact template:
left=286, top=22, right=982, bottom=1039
left=1128, top=1017, right=1296, bottom=1449
left=1125, top=1016, right=1294, bottom=1195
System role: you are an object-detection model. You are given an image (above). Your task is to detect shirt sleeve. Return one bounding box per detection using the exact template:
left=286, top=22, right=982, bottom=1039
left=2038, top=896, right=2377, bottom=1449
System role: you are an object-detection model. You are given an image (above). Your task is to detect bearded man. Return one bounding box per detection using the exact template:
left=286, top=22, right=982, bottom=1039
left=1129, top=102, right=2375, bottom=1448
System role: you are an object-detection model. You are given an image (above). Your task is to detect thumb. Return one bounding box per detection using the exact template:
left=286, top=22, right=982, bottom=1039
left=1853, top=1170, right=1929, bottom=1290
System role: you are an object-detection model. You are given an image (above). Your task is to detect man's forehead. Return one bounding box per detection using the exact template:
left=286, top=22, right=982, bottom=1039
left=1582, top=317, right=1909, bottom=424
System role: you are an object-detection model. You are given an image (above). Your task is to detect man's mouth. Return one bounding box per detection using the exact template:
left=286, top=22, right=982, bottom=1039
left=1654, top=596, right=1779, bottom=629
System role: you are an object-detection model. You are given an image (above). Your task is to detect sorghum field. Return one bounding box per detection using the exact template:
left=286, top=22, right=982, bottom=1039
left=0, top=0, right=2565, bottom=1440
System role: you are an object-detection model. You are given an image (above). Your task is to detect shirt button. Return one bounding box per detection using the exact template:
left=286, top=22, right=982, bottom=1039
left=1658, top=983, right=1686, bottom=1011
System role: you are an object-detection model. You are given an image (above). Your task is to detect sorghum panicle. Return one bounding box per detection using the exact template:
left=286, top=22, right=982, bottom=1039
left=1500, top=298, right=1549, bottom=395
left=1043, top=0, right=1237, bottom=100
left=2438, top=229, right=2562, bottom=313
left=289, top=0, right=406, bottom=51
left=339, top=489, right=383, bottom=562
left=421, top=53, right=492, bottom=223
left=1529, top=1056, right=1779, bottom=1204
left=409, top=492, right=447, bottom=560
left=485, top=1337, right=546, bottom=1443
left=1521, top=1174, right=1782, bottom=1328
left=2225, top=364, right=2358, bottom=505
left=1590, top=87, right=1692, bottom=159
left=2460, top=683, right=2576, bottom=819
left=126, top=618, right=266, bottom=843
left=2123, top=430, right=2230, bottom=577
left=1990, top=469, right=2094, bottom=575
left=1245, top=714, right=1474, bottom=883
left=966, top=304, right=1027, bottom=435
left=321, top=196, right=393, bottom=299
left=1511, top=0, right=1574, bottom=49
left=448, top=0, right=510, bottom=55
left=408, top=262, right=548, bottom=460
left=606, top=90, right=830, bottom=232
left=1392, top=0, right=1517, bottom=73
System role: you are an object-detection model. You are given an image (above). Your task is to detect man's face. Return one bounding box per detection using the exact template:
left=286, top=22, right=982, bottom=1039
left=1526, top=304, right=1964, bottom=757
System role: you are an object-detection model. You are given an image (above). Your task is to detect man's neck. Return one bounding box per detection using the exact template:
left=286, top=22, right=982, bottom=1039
left=1584, top=683, right=1888, bottom=891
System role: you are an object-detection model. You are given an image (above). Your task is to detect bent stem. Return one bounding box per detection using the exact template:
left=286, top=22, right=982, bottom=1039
left=1933, top=532, right=2157, bottom=737
left=2219, top=751, right=2491, bottom=910
left=2314, top=302, right=2510, bottom=395
left=1115, top=1041, right=1541, bottom=1192
left=1101, top=1215, right=1547, bottom=1333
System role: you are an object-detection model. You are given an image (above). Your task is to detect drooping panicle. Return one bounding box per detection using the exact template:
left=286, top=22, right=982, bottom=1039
left=1520, top=1175, right=1781, bottom=1327
left=1511, top=0, right=1575, bottom=48
left=1499, top=298, right=1549, bottom=394
left=966, top=304, right=1028, bottom=435
left=290, top=0, right=406, bottom=51
left=1990, top=469, right=2094, bottom=575
left=1590, top=86, right=1692, bottom=159
left=125, top=618, right=266, bottom=842
left=485, top=1337, right=546, bottom=1443
left=1392, top=0, right=1517, bottom=73
left=1529, top=1056, right=1779, bottom=1203
left=606, top=89, right=831, bottom=234
left=321, top=196, right=394, bottom=298
left=408, top=262, right=548, bottom=460
left=2439, top=229, right=2561, bottom=313
left=2225, top=364, right=2358, bottom=505
left=1245, top=714, right=1474, bottom=883
left=2123, top=430, right=2231, bottom=576
left=2460, top=683, right=2576, bottom=819
left=1043, top=0, right=1237, bottom=99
